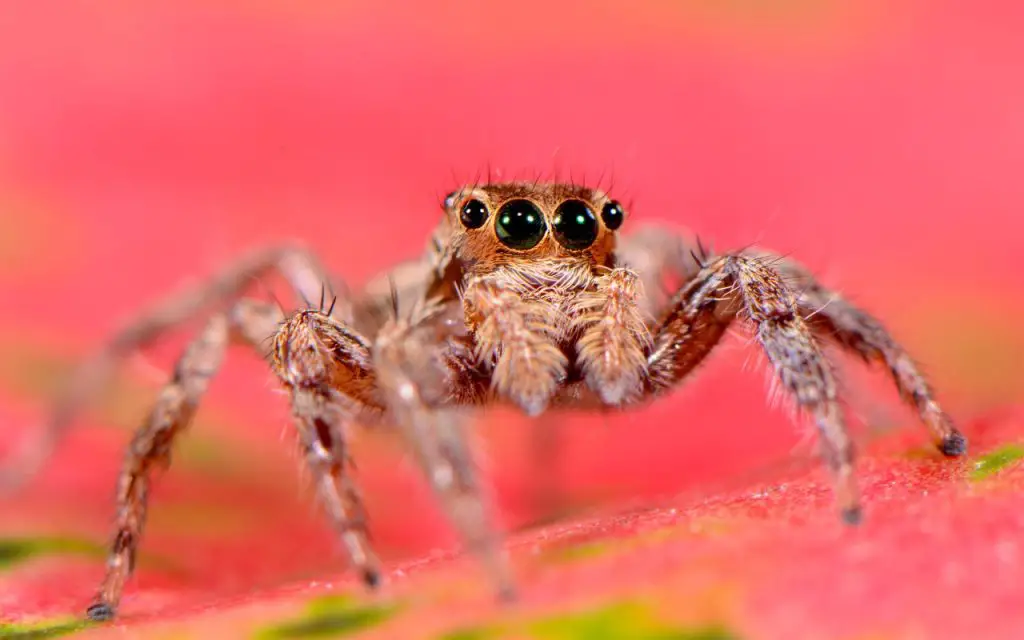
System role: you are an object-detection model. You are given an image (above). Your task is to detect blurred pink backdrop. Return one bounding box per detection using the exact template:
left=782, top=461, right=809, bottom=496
left=0, top=0, right=1023, bottom=625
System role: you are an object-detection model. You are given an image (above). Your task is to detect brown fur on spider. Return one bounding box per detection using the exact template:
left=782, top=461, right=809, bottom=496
left=8, top=182, right=967, bottom=621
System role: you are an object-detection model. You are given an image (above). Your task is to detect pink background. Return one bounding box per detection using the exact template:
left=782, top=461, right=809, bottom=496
left=1, top=1, right=1023, bottom=636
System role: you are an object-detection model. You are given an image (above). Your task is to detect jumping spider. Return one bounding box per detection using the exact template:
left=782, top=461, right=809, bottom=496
left=13, top=182, right=966, bottom=620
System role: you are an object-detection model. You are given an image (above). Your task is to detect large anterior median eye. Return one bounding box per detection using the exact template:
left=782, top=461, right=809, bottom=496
left=552, top=200, right=598, bottom=250
left=495, top=199, right=546, bottom=250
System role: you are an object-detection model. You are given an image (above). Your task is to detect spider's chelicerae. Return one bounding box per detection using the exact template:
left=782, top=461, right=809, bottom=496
left=20, top=182, right=966, bottom=621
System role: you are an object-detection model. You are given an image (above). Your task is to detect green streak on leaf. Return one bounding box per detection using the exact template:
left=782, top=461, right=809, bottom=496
left=0, top=537, right=104, bottom=570
left=528, top=601, right=738, bottom=640
left=0, top=341, right=268, bottom=482
left=0, top=617, right=89, bottom=639
left=545, top=540, right=613, bottom=564
left=901, top=445, right=939, bottom=460
left=971, top=444, right=1024, bottom=481
left=256, top=595, right=398, bottom=639
left=436, top=626, right=507, bottom=640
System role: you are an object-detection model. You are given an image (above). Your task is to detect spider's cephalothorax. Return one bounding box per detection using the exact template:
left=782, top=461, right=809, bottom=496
left=7, top=181, right=967, bottom=621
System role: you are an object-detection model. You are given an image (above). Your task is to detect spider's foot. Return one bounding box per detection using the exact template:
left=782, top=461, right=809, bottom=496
left=86, top=602, right=116, bottom=622
left=840, top=505, right=863, bottom=526
left=360, top=566, right=382, bottom=589
left=939, top=431, right=968, bottom=457
left=496, top=581, right=519, bottom=604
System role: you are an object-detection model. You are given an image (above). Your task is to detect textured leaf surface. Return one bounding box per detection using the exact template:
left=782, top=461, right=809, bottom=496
left=1, top=2, right=1022, bottom=639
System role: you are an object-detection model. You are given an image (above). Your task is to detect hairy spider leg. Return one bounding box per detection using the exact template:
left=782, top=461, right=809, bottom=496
left=646, top=254, right=862, bottom=523
left=621, top=226, right=967, bottom=457
left=87, top=310, right=236, bottom=620
left=373, top=299, right=516, bottom=600
left=270, top=308, right=387, bottom=590
left=764, top=254, right=967, bottom=456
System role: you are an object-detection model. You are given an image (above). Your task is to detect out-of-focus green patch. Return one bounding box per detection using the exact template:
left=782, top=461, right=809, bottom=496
left=652, top=516, right=731, bottom=539
left=528, top=601, right=739, bottom=640
left=909, top=299, right=1024, bottom=407
left=0, top=616, right=89, bottom=639
left=0, top=189, right=82, bottom=280
left=147, top=501, right=258, bottom=538
left=970, top=444, right=1024, bottom=481
left=901, top=445, right=940, bottom=460
left=436, top=626, right=507, bottom=640
left=0, top=344, right=70, bottom=401
left=256, top=594, right=398, bottom=639
left=435, top=602, right=737, bottom=640
left=0, top=534, right=187, bottom=577
left=543, top=516, right=729, bottom=566
left=0, top=341, right=266, bottom=481
left=0, top=537, right=104, bottom=570
left=544, top=540, right=613, bottom=564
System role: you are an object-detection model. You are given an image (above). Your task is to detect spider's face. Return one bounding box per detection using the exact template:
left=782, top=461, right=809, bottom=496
left=442, top=182, right=626, bottom=271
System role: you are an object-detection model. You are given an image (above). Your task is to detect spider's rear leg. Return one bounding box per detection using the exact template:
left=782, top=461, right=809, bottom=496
left=646, top=255, right=862, bottom=524
left=88, top=307, right=239, bottom=620
left=374, top=302, right=515, bottom=600
left=4, top=245, right=344, bottom=490
left=760, top=254, right=967, bottom=457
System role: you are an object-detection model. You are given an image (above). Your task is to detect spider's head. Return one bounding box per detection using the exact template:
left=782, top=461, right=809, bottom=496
left=441, top=182, right=627, bottom=272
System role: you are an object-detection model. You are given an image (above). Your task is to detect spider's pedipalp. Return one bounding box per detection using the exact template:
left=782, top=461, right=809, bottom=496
left=463, top=277, right=568, bottom=416
left=571, top=268, right=652, bottom=405
left=647, top=254, right=861, bottom=522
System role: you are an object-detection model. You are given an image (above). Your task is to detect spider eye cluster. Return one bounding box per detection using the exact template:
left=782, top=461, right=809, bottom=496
left=454, top=193, right=626, bottom=251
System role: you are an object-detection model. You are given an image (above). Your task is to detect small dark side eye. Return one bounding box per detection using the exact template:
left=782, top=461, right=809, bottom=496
left=601, top=200, right=625, bottom=230
left=552, top=200, right=598, bottom=250
left=460, top=198, right=489, bottom=229
left=495, top=199, right=546, bottom=249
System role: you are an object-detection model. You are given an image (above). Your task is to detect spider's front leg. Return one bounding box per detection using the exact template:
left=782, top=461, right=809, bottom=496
left=761, top=254, right=967, bottom=456
left=646, top=255, right=863, bottom=523
left=270, top=308, right=385, bottom=587
left=87, top=301, right=382, bottom=621
left=373, top=300, right=515, bottom=599
left=622, top=224, right=966, bottom=458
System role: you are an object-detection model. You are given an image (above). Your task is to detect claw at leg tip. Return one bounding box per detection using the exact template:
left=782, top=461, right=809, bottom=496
left=841, top=505, right=863, bottom=526
left=86, top=602, right=115, bottom=622
left=361, top=567, right=382, bottom=589
left=497, top=583, right=519, bottom=604
left=940, top=432, right=968, bottom=457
